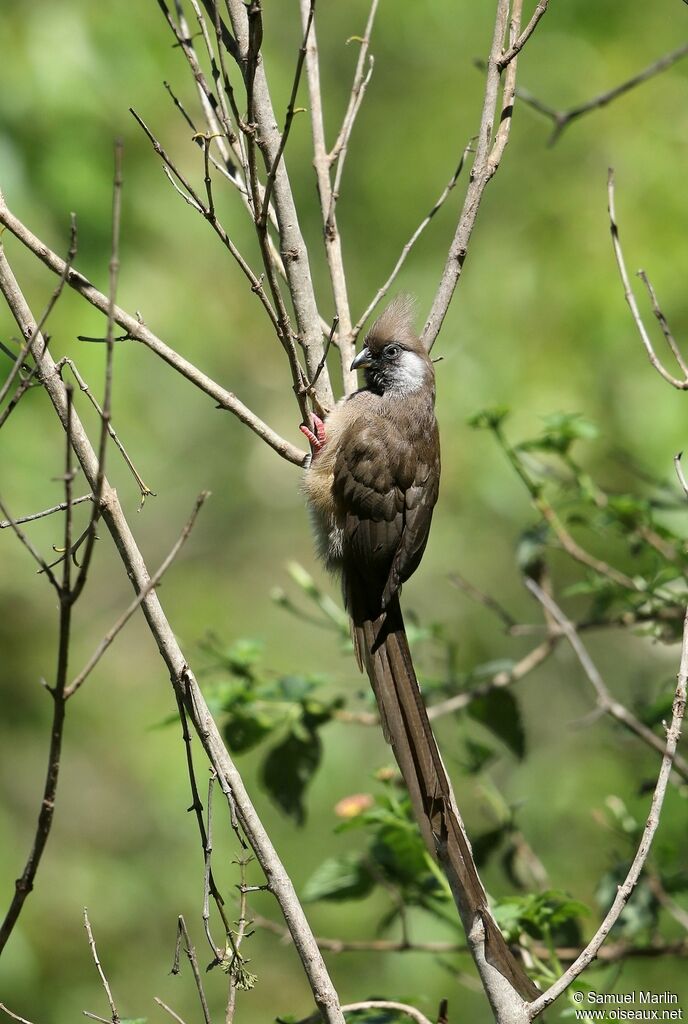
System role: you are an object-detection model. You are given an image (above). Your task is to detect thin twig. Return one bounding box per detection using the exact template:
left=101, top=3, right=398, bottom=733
left=608, top=169, right=688, bottom=389
left=448, top=570, right=516, bottom=630
left=173, top=917, right=212, bottom=1024
left=57, top=357, right=154, bottom=502
left=0, top=495, right=61, bottom=590
left=353, top=142, right=473, bottom=341
left=0, top=217, right=77, bottom=412
left=528, top=604, right=688, bottom=1016
left=174, top=690, right=239, bottom=964
left=637, top=269, right=688, bottom=377
left=428, top=636, right=558, bottom=720
left=70, top=141, right=123, bottom=604
left=497, top=0, right=548, bottom=69
left=0, top=1007, right=36, bottom=1024
left=0, top=196, right=307, bottom=464
left=254, top=910, right=688, bottom=963
left=0, top=240, right=344, bottom=1024
left=525, top=580, right=688, bottom=782
left=519, top=41, right=688, bottom=145
left=341, top=1004, right=433, bottom=1024
left=154, top=998, right=189, bottom=1024
left=130, top=108, right=285, bottom=343
left=0, top=493, right=92, bottom=529
left=65, top=491, right=209, bottom=698
left=260, top=0, right=315, bottom=226
left=84, top=909, right=120, bottom=1024
left=423, top=0, right=532, bottom=350
left=675, top=452, right=688, bottom=500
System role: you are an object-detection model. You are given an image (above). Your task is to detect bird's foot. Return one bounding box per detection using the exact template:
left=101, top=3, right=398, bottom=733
left=300, top=413, right=327, bottom=458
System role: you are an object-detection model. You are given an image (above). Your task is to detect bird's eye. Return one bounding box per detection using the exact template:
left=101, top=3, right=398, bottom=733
left=384, top=344, right=399, bottom=359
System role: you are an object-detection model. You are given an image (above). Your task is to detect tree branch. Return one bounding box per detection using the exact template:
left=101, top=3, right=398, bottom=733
left=422, top=0, right=541, bottom=351
left=0, top=195, right=307, bottom=465
left=519, top=41, right=688, bottom=145
left=527, top=602, right=688, bottom=1016
left=526, top=580, right=688, bottom=782
left=608, top=169, right=688, bottom=389
left=0, top=246, right=344, bottom=1024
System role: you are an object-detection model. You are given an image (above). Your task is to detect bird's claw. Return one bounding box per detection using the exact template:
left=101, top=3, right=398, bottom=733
left=300, top=414, right=326, bottom=458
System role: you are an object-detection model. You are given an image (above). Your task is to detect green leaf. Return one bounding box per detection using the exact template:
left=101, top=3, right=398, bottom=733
left=467, top=689, right=526, bottom=759
left=460, top=737, right=499, bottom=775
left=302, top=852, right=375, bottom=902
left=493, top=890, right=589, bottom=942
left=516, top=524, right=549, bottom=580
left=223, top=706, right=275, bottom=753
left=596, top=869, right=658, bottom=938
left=467, top=406, right=510, bottom=431
left=276, top=674, right=317, bottom=702
left=472, top=825, right=509, bottom=868
left=637, top=686, right=676, bottom=727
left=261, top=727, right=321, bottom=825
left=517, top=413, right=598, bottom=455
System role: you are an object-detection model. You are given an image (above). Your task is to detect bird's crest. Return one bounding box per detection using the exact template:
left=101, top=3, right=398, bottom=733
left=366, top=294, right=418, bottom=349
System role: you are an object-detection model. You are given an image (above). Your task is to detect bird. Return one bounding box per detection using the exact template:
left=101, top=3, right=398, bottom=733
left=301, top=296, right=538, bottom=1002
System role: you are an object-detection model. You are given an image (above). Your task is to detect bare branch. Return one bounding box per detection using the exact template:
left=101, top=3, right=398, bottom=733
left=0, top=493, right=92, bottom=529
left=300, top=0, right=375, bottom=392
left=173, top=917, right=212, bottom=1024
left=497, top=0, right=548, bottom=69
left=519, top=41, right=688, bottom=145
left=153, top=998, right=189, bottom=1024
left=341, top=1003, right=434, bottom=1024
left=254, top=910, right=688, bottom=961
left=0, top=1006, right=37, bottom=1024
left=428, top=637, right=558, bottom=720
left=525, top=580, right=688, bottom=783
left=57, top=357, right=154, bottom=503
left=0, top=495, right=61, bottom=590
left=70, top=142, right=123, bottom=604
left=64, top=491, right=209, bottom=699
left=0, top=216, right=76, bottom=410
left=527, top=604, right=688, bottom=1016
left=130, top=108, right=288, bottom=341
left=637, top=269, right=688, bottom=377
left=84, top=909, right=120, bottom=1024
left=0, top=246, right=344, bottom=1024
left=353, top=143, right=473, bottom=341
left=0, top=197, right=307, bottom=465
left=608, top=169, right=688, bottom=389
left=216, top=0, right=335, bottom=411
left=422, top=0, right=525, bottom=351
left=260, top=0, right=315, bottom=226
left=675, top=452, right=688, bottom=500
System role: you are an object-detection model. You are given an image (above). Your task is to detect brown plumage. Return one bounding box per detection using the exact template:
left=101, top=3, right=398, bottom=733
left=302, top=296, right=537, bottom=1001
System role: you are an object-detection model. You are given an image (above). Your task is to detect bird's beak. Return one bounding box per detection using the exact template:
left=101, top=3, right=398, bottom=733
left=350, top=346, right=373, bottom=371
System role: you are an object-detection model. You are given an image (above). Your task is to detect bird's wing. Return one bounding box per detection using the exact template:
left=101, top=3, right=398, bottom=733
left=332, top=408, right=439, bottom=613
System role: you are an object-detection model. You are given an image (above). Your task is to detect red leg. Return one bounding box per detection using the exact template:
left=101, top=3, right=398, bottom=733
left=300, top=413, right=326, bottom=457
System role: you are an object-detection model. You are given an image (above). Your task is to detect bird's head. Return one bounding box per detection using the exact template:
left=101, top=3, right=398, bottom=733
left=351, top=295, right=434, bottom=396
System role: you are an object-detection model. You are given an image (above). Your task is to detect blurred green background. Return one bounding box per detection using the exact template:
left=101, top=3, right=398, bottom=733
left=1, top=1, right=688, bottom=1021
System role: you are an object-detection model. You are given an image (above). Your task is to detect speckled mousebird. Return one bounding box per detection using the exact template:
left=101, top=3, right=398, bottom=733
left=300, top=295, right=538, bottom=1002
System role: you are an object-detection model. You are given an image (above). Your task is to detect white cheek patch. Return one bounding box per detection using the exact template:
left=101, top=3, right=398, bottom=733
left=393, top=351, right=427, bottom=393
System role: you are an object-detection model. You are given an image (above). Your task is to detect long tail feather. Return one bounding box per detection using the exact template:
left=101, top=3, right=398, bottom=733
left=354, top=596, right=539, bottom=1001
